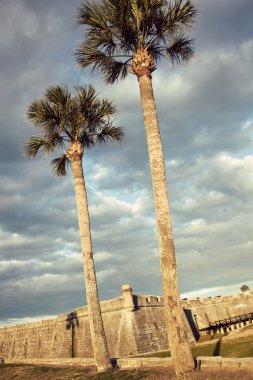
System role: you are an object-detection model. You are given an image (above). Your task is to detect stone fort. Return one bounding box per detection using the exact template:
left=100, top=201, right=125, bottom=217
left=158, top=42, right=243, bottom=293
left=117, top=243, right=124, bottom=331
left=1, top=285, right=253, bottom=360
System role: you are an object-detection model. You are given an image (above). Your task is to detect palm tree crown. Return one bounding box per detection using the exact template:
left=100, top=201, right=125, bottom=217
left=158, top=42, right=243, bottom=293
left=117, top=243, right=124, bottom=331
left=76, top=0, right=196, bottom=83
left=25, top=85, right=123, bottom=172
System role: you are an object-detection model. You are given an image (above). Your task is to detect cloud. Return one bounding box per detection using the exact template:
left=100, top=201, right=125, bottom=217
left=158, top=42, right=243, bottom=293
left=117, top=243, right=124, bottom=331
left=0, top=0, right=253, bottom=324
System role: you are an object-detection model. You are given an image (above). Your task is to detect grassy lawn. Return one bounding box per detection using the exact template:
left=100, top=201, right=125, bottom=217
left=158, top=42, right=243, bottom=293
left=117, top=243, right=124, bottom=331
left=139, top=326, right=253, bottom=359
left=140, top=339, right=253, bottom=359
left=193, top=337, right=253, bottom=358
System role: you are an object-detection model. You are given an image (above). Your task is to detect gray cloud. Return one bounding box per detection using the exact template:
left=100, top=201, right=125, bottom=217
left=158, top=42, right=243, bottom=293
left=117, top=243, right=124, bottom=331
left=193, top=0, right=253, bottom=50
left=0, top=0, right=253, bottom=324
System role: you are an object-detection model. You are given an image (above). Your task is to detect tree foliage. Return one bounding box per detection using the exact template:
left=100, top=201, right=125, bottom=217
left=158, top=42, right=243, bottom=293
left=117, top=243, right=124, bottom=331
left=25, top=85, right=123, bottom=176
left=240, top=284, right=250, bottom=292
left=76, top=0, right=197, bottom=82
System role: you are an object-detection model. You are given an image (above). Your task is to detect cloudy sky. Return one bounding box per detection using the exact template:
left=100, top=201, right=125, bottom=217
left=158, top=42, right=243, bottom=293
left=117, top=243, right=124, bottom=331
left=0, top=0, right=253, bottom=326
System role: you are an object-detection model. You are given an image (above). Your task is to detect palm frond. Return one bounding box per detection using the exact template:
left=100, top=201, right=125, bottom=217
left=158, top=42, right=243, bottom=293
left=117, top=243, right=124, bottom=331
left=131, top=0, right=142, bottom=32
left=77, top=1, right=108, bottom=30
left=105, top=58, right=130, bottom=83
left=164, top=35, right=194, bottom=64
left=147, top=43, right=164, bottom=62
left=75, top=44, right=130, bottom=83
left=96, top=125, right=124, bottom=144
left=167, top=0, right=197, bottom=30
left=97, top=98, right=117, bottom=118
left=50, top=155, right=71, bottom=177
left=24, top=136, right=56, bottom=158
left=78, top=130, right=95, bottom=149
left=44, top=85, right=71, bottom=107
left=27, top=100, right=60, bottom=128
left=77, top=0, right=133, bottom=55
left=74, top=85, right=97, bottom=105
left=74, top=85, right=98, bottom=118
left=76, top=0, right=136, bottom=81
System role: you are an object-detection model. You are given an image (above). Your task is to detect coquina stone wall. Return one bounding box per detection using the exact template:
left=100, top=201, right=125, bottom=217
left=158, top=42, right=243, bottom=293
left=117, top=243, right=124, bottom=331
left=1, top=286, right=253, bottom=360
left=182, top=291, right=253, bottom=330
left=0, top=286, right=170, bottom=359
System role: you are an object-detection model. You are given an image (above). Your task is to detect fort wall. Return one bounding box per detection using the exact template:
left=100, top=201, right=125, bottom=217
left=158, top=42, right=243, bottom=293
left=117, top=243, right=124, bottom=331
left=1, top=286, right=253, bottom=360
left=182, top=291, right=253, bottom=330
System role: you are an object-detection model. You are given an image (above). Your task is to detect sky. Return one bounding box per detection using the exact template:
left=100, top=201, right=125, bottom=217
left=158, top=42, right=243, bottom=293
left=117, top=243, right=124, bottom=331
left=0, top=0, right=253, bottom=326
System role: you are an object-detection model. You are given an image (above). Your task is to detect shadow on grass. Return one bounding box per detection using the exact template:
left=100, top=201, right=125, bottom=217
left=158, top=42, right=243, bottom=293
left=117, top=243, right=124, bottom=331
left=213, top=338, right=222, bottom=356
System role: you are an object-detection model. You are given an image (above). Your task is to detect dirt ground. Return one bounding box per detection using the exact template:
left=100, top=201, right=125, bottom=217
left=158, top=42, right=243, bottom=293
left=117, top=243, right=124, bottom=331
left=1, top=364, right=253, bottom=380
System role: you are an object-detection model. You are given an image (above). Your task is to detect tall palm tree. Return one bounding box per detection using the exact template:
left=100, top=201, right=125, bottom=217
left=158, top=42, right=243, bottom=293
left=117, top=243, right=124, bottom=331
left=24, top=85, right=123, bottom=372
left=75, top=0, right=197, bottom=375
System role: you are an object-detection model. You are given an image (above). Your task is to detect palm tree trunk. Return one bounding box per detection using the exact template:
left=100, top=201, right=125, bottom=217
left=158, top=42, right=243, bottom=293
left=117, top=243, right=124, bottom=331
left=137, top=73, right=195, bottom=375
left=71, top=157, right=111, bottom=372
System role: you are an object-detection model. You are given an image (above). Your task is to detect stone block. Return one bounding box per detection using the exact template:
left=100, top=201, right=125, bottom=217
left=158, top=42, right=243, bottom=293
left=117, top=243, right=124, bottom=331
left=117, top=357, right=172, bottom=369
left=238, top=358, right=253, bottom=368
left=196, top=356, right=222, bottom=369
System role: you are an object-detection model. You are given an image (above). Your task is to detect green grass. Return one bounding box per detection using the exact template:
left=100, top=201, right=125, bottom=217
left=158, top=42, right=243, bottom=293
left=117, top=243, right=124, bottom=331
left=193, top=337, right=253, bottom=358
left=138, top=326, right=253, bottom=359
left=197, top=332, right=227, bottom=343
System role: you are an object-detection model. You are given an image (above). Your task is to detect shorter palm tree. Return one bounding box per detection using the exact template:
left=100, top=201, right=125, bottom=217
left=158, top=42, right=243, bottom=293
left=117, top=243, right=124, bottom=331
left=24, top=85, right=123, bottom=371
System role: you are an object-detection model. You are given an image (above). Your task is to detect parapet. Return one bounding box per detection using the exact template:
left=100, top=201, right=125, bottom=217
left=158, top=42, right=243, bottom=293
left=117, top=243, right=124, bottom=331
left=136, top=295, right=164, bottom=307
left=181, top=291, right=253, bottom=308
